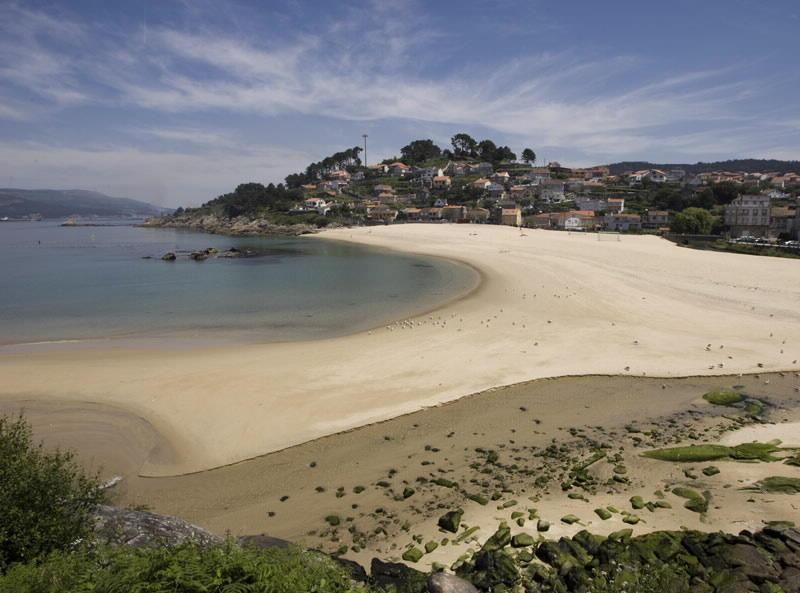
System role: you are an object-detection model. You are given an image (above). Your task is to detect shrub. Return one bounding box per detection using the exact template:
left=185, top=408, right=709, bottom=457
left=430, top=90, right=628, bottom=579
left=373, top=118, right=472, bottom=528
left=0, top=540, right=363, bottom=593
left=0, top=415, right=104, bottom=572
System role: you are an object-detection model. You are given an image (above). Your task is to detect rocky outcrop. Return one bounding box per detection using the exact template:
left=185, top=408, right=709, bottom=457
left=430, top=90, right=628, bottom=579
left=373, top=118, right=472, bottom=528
left=143, top=214, right=322, bottom=237
left=453, top=522, right=800, bottom=593
left=92, top=505, right=221, bottom=548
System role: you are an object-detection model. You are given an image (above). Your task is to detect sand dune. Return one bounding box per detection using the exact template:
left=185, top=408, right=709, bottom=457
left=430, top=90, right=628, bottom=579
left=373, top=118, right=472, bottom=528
left=1, top=224, right=799, bottom=475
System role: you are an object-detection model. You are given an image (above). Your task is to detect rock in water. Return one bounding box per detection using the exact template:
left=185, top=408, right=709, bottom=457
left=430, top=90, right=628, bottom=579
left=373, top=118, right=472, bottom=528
left=161, top=252, right=176, bottom=261
left=427, top=572, right=479, bottom=593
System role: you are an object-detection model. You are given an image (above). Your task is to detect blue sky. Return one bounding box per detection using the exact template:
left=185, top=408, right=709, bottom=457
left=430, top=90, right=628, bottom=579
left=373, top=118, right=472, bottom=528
left=0, top=0, right=799, bottom=206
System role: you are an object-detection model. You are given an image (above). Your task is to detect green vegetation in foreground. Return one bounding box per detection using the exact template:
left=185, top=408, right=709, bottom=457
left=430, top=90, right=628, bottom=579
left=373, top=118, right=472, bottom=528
left=0, top=415, right=104, bottom=571
left=754, top=477, right=800, bottom=494
left=642, top=441, right=783, bottom=462
left=0, top=541, right=361, bottom=593
left=702, top=388, right=744, bottom=406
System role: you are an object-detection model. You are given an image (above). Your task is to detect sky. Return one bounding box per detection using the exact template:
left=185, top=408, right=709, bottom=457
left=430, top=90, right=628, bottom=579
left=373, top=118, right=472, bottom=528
left=0, top=0, right=799, bottom=207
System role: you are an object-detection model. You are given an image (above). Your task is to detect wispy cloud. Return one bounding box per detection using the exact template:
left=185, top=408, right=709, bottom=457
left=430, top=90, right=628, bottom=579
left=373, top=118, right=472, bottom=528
left=0, top=0, right=798, bottom=203
left=0, top=3, right=89, bottom=107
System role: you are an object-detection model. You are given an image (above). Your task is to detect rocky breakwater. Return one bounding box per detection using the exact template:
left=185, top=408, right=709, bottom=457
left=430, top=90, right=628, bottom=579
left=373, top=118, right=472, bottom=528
left=142, top=213, right=321, bottom=237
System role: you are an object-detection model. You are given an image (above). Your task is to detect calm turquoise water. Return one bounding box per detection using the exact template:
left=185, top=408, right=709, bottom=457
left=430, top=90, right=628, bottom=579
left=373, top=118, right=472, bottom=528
left=0, top=221, right=477, bottom=346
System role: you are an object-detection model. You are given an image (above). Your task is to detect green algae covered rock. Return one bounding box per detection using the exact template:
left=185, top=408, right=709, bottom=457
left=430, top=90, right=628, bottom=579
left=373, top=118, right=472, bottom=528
left=438, top=509, right=464, bottom=533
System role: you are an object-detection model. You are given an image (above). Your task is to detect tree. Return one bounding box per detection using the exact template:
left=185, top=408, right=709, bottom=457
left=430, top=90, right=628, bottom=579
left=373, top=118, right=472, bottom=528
left=521, top=148, right=536, bottom=164
left=0, top=415, right=105, bottom=571
left=451, top=133, right=477, bottom=158
left=494, top=145, right=517, bottom=163
left=477, top=139, right=497, bottom=162
left=671, top=207, right=716, bottom=235
left=400, top=139, right=442, bottom=165
left=710, top=182, right=739, bottom=205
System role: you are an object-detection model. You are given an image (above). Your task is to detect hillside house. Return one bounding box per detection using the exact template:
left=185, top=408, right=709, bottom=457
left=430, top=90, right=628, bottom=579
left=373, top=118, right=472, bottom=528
left=666, top=169, right=686, bottom=183
left=491, top=171, right=510, bottom=185
left=467, top=207, right=491, bottom=223
left=388, top=162, right=411, bottom=177
left=466, top=162, right=494, bottom=176
left=328, top=170, right=351, bottom=182
left=644, top=210, right=670, bottom=228
left=402, top=207, right=422, bottom=221
left=302, top=198, right=331, bottom=215
left=420, top=207, right=443, bottom=221
left=441, top=205, right=467, bottom=222
left=539, top=180, right=566, bottom=203
left=366, top=205, right=398, bottom=223
left=432, top=174, right=452, bottom=189
left=373, top=184, right=395, bottom=196
left=487, top=183, right=506, bottom=200
left=607, top=198, right=625, bottom=213
left=509, top=185, right=533, bottom=200
left=604, top=213, right=642, bottom=231
left=368, top=163, right=389, bottom=174
left=527, top=167, right=551, bottom=184
left=444, top=161, right=467, bottom=176
left=472, top=178, right=491, bottom=190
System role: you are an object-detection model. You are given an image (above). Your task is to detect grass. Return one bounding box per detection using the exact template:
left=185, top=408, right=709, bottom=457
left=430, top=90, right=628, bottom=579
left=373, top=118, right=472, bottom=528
left=702, top=389, right=744, bottom=406
left=642, top=442, right=782, bottom=463
left=0, top=541, right=363, bottom=593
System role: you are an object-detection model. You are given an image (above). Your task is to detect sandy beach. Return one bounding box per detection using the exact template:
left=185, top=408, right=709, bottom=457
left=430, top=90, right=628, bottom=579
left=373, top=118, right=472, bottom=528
left=105, top=372, right=800, bottom=569
left=1, top=224, right=800, bottom=476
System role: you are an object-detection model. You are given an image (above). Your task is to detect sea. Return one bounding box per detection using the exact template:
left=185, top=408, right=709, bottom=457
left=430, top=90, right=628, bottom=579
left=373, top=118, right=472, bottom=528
left=0, top=220, right=478, bottom=349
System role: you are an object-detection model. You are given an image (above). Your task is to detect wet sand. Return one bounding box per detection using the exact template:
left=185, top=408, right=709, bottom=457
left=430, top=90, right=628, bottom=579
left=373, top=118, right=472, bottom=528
left=101, top=371, right=799, bottom=568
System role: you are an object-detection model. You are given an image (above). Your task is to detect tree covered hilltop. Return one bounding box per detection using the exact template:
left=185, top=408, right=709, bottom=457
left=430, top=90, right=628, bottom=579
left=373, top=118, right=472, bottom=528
left=148, top=134, right=800, bottom=245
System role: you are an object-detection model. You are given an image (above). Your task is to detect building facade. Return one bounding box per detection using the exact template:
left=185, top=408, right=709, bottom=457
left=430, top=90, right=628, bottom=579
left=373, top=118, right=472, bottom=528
left=724, top=195, right=771, bottom=238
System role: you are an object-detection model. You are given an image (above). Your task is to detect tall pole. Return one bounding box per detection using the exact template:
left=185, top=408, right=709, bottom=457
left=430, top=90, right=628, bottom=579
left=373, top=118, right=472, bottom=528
left=362, top=134, right=368, bottom=168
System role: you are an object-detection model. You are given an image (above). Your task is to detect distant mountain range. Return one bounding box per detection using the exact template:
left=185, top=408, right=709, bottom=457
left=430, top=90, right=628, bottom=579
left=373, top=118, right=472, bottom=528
left=0, top=189, right=169, bottom=219
left=606, top=159, right=800, bottom=176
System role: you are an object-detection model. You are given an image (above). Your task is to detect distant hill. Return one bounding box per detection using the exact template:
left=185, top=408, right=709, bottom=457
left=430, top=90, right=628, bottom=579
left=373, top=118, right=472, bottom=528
left=0, top=189, right=168, bottom=219
left=606, top=159, right=800, bottom=176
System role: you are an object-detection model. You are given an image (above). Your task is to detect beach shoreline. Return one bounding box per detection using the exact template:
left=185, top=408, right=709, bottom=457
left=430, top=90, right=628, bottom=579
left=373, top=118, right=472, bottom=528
left=1, top=223, right=799, bottom=476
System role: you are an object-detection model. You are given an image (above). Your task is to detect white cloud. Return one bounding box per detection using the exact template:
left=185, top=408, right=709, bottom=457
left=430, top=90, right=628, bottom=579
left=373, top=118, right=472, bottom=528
left=0, top=0, right=797, bottom=189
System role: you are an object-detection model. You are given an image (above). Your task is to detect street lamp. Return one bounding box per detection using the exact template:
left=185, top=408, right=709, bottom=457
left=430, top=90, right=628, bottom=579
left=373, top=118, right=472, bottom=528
left=362, top=134, right=368, bottom=168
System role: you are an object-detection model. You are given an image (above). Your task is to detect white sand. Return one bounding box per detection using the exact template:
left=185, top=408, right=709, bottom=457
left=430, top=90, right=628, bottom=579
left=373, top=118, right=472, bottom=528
left=1, top=224, right=799, bottom=475
left=720, top=422, right=800, bottom=447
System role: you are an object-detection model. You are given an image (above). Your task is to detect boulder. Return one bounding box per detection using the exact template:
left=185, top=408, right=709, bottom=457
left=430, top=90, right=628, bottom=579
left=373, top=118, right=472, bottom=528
left=438, top=509, right=464, bottom=534
left=511, top=533, right=535, bottom=548
left=427, top=572, right=479, bottom=593
left=92, top=505, right=220, bottom=548
left=371, top=558, right=428, bottom=593
left=161, top=252, right=176, bottom=261
left=481, top=524, right=511, bottom=552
